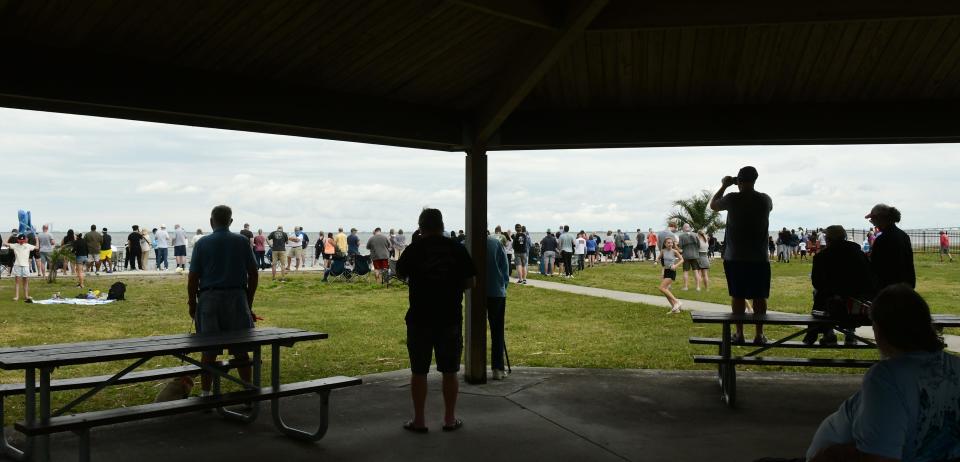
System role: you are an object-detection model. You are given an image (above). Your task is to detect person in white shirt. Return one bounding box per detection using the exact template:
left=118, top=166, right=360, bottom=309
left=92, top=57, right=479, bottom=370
left=192, top=229, right=205, bottom=246
left=154, top=224, right=171, bottom=270
left=6, top=234, right=36, bottom=301
left=575, top=232, right=587, bottom=271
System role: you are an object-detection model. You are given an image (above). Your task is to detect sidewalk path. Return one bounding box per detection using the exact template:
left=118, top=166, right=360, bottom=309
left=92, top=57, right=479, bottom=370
left=523, top=278, right=960, bottom=352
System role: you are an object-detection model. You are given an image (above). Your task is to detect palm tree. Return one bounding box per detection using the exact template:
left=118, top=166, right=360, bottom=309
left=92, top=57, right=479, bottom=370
left=667, top=190, right=725, bottom=235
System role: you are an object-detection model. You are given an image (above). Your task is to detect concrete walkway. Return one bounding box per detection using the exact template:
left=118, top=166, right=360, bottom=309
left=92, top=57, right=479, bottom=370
left=523, top=278, right=960, bottom=351
left=35, top=367, right=860, bottom=462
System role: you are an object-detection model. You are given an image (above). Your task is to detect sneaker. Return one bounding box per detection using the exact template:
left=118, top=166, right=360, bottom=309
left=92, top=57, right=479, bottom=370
left=801, top=332, right=818, bottom=346
left=820, top=335, right=838, bottom=346
left=668, top=306, right=681, bottom=314
left=753, top=334, right=769, bottom=345
left=492, top=369, right=506, bottom=380
left=731, top=332, right=745, bottom=345
left=843, top=336, right=857, bottom=346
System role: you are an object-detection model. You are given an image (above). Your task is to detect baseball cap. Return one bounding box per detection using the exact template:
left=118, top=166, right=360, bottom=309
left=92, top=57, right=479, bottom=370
left=737, top=166, right=759, bottom=182
left=160, top=224, right=166, bottom=228
left=16, top=233, right=26, bottom=240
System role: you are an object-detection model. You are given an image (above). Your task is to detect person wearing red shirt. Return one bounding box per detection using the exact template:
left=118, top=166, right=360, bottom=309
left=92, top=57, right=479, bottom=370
left=940, top=230, right=953, bottom=263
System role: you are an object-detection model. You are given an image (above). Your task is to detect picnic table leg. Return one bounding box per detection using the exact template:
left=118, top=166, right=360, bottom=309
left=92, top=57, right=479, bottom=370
left=720, top=324, right=736, bottom=407
left=36, top=367, right=51, bottom=462
left=0, top=392, right=26, bottom=461
left=269, top=344, right=330, bottom=442
left=215, top=350, right=261, bottom=424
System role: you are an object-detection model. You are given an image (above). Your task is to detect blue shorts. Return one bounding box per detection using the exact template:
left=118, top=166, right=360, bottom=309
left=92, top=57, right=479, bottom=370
left=723, top=260, right=771, bottom=299
left=75, top=255, right=88, bottom=264
left=406, top=323, right=462, bottom=374
left=174, top=245, right=187, bottom=257
left=195, top=289, right=254, bottom=354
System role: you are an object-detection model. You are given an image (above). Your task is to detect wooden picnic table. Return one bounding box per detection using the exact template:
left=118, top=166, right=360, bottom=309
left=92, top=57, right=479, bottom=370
left=0, top=327, right=360, bottom=462
left=689, top=311, right=960, bottom=407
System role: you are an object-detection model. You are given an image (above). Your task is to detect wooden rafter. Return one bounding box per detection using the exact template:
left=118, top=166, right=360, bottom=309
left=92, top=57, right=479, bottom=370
left=472, top=0, right=609, bottom=145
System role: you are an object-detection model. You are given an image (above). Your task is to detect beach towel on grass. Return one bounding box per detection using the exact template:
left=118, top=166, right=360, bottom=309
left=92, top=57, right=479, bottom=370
left=32, top=298, right=116, bottom=306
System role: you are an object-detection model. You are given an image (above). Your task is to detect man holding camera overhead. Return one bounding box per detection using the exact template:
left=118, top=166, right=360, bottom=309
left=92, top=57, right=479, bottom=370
left=710, top=166, right=774, bottom=345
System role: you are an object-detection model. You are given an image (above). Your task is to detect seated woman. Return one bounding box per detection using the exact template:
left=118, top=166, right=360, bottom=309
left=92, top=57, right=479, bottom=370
left=806, top=284, right=960, bottom=462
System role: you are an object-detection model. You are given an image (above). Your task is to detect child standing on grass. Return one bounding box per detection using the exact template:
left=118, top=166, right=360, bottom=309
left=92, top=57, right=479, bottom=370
left=7, top=233, right=36, bottom=301
left=659, top=237, right=684, bottom=313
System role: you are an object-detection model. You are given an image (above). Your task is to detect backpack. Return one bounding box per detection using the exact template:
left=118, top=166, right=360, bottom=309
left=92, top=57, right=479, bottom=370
left=107, top=281, right=126, bottom=300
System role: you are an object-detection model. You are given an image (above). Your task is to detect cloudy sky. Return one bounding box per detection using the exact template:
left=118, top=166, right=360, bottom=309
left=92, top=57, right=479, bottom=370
left=1, top=107, right=957, bottom=234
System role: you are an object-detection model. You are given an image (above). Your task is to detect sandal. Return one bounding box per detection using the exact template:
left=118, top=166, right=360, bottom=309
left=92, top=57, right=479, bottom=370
left=442, top=418, right=463, bottom=432
left=403, top=420, right=428, bottom=433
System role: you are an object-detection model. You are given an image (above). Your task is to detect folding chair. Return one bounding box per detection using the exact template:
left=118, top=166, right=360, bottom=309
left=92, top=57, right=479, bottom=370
left=322, top=256, right=350, bottom=282
left=351, top=255, right=372, bottom=281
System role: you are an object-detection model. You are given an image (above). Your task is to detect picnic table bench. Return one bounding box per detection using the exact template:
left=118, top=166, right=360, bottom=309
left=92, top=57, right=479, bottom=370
left=0, top=327, right=361, bottom=462
left=689, top=311, right=960, bottom=407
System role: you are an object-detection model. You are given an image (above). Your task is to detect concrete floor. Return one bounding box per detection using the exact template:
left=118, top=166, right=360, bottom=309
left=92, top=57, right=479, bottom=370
left=32, top=367, right=862, bottom=462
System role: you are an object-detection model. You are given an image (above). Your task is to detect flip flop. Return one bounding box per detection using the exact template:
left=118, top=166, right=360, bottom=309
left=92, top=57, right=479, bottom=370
left=442, top=418, right=463, bottom=432
left=403, top=420, right=428, bottom=433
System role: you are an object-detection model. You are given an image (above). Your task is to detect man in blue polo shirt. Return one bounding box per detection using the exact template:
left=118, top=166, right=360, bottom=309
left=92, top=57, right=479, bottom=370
left=187, top=205, right=259, bottom=397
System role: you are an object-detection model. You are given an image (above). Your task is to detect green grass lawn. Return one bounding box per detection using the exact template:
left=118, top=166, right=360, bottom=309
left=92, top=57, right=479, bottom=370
left=528, top=253, right=960, bottom=315
left=0, top=259, right=947, bottom=424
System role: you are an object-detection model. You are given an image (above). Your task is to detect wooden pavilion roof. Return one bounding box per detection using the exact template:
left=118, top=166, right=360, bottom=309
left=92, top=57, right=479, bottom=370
left=3, top=0, right=960, bottom=151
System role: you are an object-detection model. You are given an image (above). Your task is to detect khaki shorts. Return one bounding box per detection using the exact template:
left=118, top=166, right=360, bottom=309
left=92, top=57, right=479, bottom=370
left=272, top=251, right=286, bottom=266
left=291, top=247, right=304, bottom=258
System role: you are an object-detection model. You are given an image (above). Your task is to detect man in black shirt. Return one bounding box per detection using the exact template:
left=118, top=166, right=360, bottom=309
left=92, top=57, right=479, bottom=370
left=396, top=208, right=476, bottom=433
left=127, top=225, right=142, bottom=270
left=101, top=228, right=113, bottom=273
left=805, top=226, right=877, bottom=346
left=267, top=226, right=289, bottom=281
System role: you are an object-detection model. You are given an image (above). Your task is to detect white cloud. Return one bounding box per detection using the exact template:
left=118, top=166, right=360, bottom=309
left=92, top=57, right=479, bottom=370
left=3, top=107, right=960, bottom=232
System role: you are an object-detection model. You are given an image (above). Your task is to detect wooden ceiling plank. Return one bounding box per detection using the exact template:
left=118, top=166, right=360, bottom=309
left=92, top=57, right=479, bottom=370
left=709, top=26, right=745, bottom=103
left=842, top=20, right=899, bottom=100
left=688, top=28, right=717, bottom=102
left=68, top=0, right=128, bottom=45
left=828, top=21, right=882, bottom=101
left=896, top=18, right=960, bottom=98
left=589, top=0, right=960, bottom=31
left=217, top=1, right=315, bottom=73
left=644, top=29, right=664, bottom=104
left=445, top=0, right=558, bottom=31
left=271, top=1, right=383, bottom=80
left=660, top=28, right=680, bottom=103
left=320, top=2, right=449, bottom=87
left=189, top=3, right=286, bottom=70
left=784, top=23, right=828, bottom=102
left=759, top=23, right=805, bottom=103
left=814, top=22, right=865, bottom=102
left=674, top=27, right=696, bottom=104
left=870, top=18, right=945, bottom=98
left=599, top=30, right=619, bottom=105
left=105, top=1, right=162, bottom=55
left=473, top=0, right=610, bottom=144
left=161, top=2, right=239, bottom=63
left=922, top=26, right=960, bottom=98
left=858, top=19, right=920, bottom=100
left=732, top=25, right=764, bottom=103
left=746, top=26, right=779, bottom=103
left=796, top=23, right=845, bottom=102
left=632, top=31, right=649, bottom=105
left=617, top=30, right=636, bottom=106
left=585, top=31, right=605, bottom=107
left=354, top=6, right=481, bottom=97
left=570, top=33, right=592, bottom=109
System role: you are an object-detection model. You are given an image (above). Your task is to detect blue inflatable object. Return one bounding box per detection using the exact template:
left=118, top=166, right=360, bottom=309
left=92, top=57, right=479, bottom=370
left=17, top=210, right=34, bottom=234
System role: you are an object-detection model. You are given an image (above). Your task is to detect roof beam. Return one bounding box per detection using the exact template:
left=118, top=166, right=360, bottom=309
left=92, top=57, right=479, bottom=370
left=489, top=103, right=960, bottom=150
left=445, top=0, right=559, bottom=31
left=589, top=0, right=960, bottom=30
left=0, top=43, right=466, bottom=151
left=472, top=0, right=609, bottom=145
